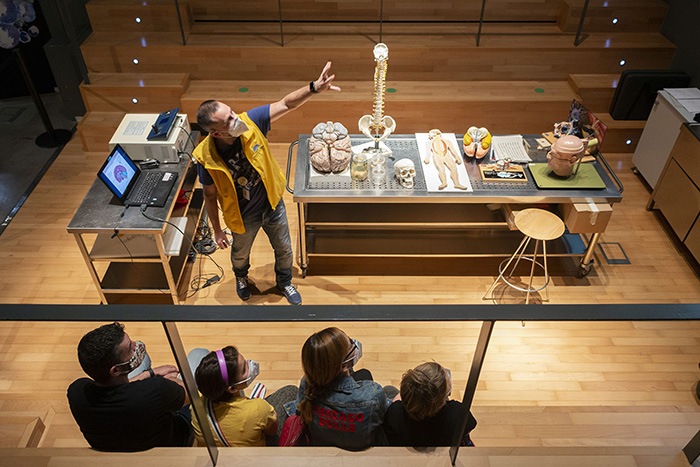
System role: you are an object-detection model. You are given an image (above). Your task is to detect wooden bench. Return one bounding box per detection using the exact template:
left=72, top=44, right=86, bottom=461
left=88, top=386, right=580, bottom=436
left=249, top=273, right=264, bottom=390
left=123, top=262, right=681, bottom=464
left=558, top=0, right=668, bottom=33
left=567, top=73, right=620, bottom=113
left=80, top=73, right=190, bottom=113
left=80, top=31, right=675, bottom=81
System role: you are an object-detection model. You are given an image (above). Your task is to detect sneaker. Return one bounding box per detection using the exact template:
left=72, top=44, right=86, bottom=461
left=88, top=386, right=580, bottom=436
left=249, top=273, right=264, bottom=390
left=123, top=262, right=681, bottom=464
left=278, top=283, right=302, bottom=305
left=236, top=276, right=251, bottom=301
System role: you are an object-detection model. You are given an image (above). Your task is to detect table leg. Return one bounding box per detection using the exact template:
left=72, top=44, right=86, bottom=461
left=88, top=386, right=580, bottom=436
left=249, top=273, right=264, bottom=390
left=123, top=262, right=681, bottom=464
left=297, top=202, right=308, bottom=277
left=73, top=233, right=107, bottom=304
left=578, top=232, right=601, bottom=277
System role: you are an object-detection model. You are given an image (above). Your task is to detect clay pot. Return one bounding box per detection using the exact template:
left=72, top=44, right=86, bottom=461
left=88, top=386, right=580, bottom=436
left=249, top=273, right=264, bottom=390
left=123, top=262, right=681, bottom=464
left=547, top=135, right=586, bottom=177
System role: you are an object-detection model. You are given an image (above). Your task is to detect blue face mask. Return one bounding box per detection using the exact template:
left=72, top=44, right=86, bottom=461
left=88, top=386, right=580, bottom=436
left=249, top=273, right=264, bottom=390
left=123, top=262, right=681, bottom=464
left=342, top=339, right=363, bottom=369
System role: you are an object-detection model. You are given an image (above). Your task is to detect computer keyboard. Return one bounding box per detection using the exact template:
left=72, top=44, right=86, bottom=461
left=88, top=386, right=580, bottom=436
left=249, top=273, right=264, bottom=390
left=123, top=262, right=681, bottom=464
left=491, top=135, right=532, bottom=163
left=131, top=172, right=161, bottom=203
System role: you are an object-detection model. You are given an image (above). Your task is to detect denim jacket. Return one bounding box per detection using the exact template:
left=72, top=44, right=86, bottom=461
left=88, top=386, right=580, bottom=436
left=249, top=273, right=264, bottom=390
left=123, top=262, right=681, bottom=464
left=294, top=375, right=388, bottom=449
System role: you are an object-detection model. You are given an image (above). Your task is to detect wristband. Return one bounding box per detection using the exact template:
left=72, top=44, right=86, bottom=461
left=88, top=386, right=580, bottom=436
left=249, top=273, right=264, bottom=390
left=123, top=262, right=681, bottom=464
left=309, top=80, right=319, bottom=94
left=148, top=368, right=155, bottom=378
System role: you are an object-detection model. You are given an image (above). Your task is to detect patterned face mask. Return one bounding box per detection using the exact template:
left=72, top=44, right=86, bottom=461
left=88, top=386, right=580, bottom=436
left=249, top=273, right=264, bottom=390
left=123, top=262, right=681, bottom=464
left=114, top=340, right=146, bottom=374
left=233, top=360, right=259, bottom=388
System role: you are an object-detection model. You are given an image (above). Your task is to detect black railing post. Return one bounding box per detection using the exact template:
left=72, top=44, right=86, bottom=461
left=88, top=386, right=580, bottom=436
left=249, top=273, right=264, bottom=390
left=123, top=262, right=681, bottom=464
left=278, top=0, right=285, bottom=47
left=574, top=0, right=591, bottom=46
left=163, top=322, right=218, bottom=465
left=174, top=0, right=187, bottom=46
left=450, top=320, right=495, bottom=465
left=476, top=0, right=487, bottom=46
left=379, top=0, right=384, bottom=43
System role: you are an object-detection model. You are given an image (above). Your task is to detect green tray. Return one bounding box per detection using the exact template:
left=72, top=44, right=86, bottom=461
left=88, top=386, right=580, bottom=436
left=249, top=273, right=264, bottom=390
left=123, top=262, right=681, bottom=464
left=528, top=163, right=606, bottom=189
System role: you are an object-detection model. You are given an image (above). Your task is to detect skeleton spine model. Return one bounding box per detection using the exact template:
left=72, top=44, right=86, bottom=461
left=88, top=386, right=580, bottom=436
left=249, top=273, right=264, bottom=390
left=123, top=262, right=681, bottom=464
left=358, top=43, right=396, bottom=143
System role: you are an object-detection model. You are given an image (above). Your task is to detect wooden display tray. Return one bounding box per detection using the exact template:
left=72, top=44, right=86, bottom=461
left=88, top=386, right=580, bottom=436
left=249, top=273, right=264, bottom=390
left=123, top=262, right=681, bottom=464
left=479, top=164, right=528, bottom=182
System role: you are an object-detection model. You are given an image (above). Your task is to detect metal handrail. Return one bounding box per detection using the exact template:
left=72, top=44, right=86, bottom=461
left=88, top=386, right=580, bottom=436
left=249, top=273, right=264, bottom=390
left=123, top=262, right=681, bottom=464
left=4, top=302, right=697, bottom=466
left=596, top=150, right=624, bottom=193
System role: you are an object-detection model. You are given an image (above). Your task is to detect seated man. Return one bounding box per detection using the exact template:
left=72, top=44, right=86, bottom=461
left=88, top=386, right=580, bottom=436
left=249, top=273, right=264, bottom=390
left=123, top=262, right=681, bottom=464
left=384, top=361, right=477, bottom=447
left=67, top=322, right=193, bottom=451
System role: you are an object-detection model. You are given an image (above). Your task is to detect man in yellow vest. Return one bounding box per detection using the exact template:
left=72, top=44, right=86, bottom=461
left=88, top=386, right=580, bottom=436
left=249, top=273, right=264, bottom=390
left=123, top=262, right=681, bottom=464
left=193, top=62, right=340, bottom=305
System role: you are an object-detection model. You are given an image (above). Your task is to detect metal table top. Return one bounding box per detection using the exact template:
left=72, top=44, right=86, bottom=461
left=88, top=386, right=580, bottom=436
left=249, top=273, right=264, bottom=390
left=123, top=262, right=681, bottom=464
left=67, top=157, right=193, bottom=234
left=292, top=134, right=623, bottom=204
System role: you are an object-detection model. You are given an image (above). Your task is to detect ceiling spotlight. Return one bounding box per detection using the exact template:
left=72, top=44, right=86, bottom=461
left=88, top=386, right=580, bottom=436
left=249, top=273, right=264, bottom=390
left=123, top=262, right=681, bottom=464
left=132, top=98, right=139, bottom=104
left=619, top=59, right=626, bottom=66
left=135, top=17, right=141, bottom=23
left=625, top=139, right=632, bottom=145
left=133, top=58, right=139, bottom=64
left=612, top=18, right=618, bottom=24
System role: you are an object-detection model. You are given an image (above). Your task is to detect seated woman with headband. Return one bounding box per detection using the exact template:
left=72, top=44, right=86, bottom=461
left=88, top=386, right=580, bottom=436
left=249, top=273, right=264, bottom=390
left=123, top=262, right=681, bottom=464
left=192, top=346, right=295, bottom=446
left=296, top=327, right=393, bottom=449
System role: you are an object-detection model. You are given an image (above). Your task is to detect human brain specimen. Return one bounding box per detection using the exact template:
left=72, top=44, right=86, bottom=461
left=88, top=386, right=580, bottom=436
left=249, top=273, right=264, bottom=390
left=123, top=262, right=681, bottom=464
left=309, top=121, right=352, bottom=174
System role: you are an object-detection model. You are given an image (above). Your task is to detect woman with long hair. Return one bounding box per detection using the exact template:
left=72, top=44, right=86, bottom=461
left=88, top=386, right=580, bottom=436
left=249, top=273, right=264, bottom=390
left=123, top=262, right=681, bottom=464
left=296, top=327, right=390, bottom=449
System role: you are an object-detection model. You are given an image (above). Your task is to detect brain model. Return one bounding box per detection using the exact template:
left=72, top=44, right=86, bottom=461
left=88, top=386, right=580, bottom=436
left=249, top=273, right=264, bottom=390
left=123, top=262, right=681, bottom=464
left=309, top=121, right=352, bottom=174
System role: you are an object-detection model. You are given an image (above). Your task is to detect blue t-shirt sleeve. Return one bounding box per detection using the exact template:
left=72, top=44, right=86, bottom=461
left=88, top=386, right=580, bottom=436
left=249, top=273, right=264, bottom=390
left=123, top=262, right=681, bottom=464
left=197, top=162, right=214, bottom=186
left=246, top=105, right=271, bottom=136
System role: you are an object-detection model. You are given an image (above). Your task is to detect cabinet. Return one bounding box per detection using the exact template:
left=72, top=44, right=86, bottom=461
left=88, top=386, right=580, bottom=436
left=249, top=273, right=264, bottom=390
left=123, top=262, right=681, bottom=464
left=632, top=90, right=698, bottom=188
left=648, top=124, right=700, bottom=261
left=67, top=158, right=203, bottom=304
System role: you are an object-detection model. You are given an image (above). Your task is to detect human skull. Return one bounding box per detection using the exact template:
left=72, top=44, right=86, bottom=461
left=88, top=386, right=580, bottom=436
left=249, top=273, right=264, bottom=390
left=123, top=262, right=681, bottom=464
left=394, top=158, right=416, bottom=188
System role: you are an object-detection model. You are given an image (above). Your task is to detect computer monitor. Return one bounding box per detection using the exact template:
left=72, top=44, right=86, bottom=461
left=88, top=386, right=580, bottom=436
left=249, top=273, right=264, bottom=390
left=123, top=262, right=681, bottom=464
left=609, top=70, right=691, bottom=120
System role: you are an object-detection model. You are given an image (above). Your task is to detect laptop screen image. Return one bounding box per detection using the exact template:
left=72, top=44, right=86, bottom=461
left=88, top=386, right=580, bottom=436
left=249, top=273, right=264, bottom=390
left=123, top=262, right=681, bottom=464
left=98, top=145, right=140, bottom=203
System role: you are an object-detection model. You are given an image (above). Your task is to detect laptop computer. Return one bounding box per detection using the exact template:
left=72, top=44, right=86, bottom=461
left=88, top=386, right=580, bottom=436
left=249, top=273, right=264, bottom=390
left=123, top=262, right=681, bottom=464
left=97, top=144, right=178, bottom=207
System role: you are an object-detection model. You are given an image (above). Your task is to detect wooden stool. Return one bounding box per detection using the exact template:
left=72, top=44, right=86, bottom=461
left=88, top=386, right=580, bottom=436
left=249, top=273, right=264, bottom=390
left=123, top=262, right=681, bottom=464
left=484, top=208, right=565, bottom=304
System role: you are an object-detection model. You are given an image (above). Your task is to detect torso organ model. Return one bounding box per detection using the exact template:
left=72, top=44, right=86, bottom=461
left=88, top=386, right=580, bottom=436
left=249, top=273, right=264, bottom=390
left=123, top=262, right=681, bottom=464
left=424, top=129, right=468, bottom=190
left=358, top=43, right=396, bottom=144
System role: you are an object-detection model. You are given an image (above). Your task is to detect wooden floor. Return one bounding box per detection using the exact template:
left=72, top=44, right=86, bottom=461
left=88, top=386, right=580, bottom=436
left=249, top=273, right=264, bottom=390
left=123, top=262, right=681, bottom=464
left=0, top=135, right=699, bottom=450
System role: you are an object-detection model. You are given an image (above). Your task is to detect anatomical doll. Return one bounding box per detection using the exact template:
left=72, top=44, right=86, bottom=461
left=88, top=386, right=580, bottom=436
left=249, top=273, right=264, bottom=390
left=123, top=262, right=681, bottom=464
left=424, top=129, right=468, bottom=190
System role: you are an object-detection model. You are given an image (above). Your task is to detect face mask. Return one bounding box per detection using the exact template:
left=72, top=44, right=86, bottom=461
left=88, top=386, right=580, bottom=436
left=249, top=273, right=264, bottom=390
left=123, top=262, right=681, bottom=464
left=228, top=114, right=249, bottom=138
left=343, top=339, right=363, bottom=368
left=233, top=359, right=259, bottom=387
left=445, top=368, right=452, bottom=398
left=115, top=340, right=146, bottom=374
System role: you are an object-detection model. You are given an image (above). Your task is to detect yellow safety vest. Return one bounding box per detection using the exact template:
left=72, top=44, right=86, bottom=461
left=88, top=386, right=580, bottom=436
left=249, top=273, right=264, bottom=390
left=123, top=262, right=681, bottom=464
left=192, top=112, right=286, bottom=234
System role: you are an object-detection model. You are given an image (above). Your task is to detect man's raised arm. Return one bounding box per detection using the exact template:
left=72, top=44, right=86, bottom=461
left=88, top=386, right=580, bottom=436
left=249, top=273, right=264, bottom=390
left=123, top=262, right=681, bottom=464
left=269, top=61, right=341, bottom=123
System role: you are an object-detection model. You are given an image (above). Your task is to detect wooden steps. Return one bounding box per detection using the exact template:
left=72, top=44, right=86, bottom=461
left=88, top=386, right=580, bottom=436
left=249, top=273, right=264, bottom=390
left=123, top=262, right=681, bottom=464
left=559, top=0, right=668, bottom=33
left=0, top=446, right=693, bottom=466
left=596, top=112, right=645, bottom=153
left=191, top=0, right=564, bottom=23
left=85, top=0, right=193, bottom=34
left=79, top=31, right=675, bottom=81
left=180, top=80, right=577, bottom=143
left=567, top=73, right=620, bottom=113
left=80, top=72, right=190, bottom=113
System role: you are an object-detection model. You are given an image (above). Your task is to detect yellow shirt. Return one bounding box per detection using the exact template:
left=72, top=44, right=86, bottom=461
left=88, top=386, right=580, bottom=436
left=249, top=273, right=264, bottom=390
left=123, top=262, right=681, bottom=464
left=191, top=395, right=277, bottom=447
